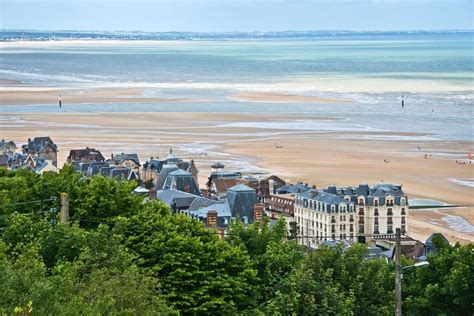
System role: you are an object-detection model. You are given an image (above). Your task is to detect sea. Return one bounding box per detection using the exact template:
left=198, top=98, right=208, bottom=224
left=1, top=30, right=473, bottom=141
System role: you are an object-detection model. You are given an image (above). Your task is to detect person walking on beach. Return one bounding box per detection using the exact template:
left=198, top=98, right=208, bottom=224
left=58, top=94, right=62, bottom=109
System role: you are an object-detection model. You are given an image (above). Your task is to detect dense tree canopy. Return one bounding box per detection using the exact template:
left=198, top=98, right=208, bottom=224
left=0, top=168, right=472, bottom=315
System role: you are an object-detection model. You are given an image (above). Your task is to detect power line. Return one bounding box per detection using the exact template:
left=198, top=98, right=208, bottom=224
left=0, top=197, right=58, bottom=208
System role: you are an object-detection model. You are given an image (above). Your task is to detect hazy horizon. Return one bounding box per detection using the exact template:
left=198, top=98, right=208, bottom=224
left=1, top=0, right=472, bottom=32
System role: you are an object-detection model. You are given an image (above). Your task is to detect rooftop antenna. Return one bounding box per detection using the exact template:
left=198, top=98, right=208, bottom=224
left=58, top=94, right=62, bottom=109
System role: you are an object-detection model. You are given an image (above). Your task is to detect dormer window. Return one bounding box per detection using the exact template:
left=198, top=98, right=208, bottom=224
left=358, top=198, right=364, bottom=206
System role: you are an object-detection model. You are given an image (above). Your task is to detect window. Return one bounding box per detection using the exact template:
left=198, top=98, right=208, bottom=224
left=387, top=208, right=393, bottom=216
left=331, top=216, right=336, bottom=223
left=331, top=225, right=335, bottom=233
left=387, top=225, right=393, bottom=234
left=350, top=224, right=353, bottom=232
left=387, top=217, right=393, bottom=225
left=374, top=199, right=379, bottom=206
left=359, top=217, right=364, bottom=224
left=374, top=208, right=379, bottom=216
left=349, top=215, right=354, bottom=222
left=374, top=217, right=379, bottom=225
left=359, top=198, right=364, bottom=206
left=401, top=208, right=406, bottom=215
left=358, top=208, right=364, bottom=215
left=402, top=216, right=406, bottom=224
left=401, top=225, right=406, bottom=234
left=374, top=225, right=379, bottom=234
left=358, top=224, right=364, bottom=234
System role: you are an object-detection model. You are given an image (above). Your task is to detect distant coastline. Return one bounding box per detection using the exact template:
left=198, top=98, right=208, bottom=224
left=1, top=29, right=473, bottom=42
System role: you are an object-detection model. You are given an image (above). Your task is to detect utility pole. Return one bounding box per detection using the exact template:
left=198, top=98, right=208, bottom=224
left=395, top=228, right=402, bottom=316
left=60, top=193, right=69, bottom=224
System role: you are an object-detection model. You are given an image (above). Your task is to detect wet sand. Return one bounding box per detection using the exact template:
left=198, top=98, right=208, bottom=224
left=0, top=87, right=204, bottom=105
left=409, top=207, right=474, bottom=245
left=232, top=92, right=353, bottom=103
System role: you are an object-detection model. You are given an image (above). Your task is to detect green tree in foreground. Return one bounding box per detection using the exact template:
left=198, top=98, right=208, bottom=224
left=117, top=201, right=258, bottom=314
left=403, top=238, right=474, bottom=316
left=0, top=215, right=175, bottom=315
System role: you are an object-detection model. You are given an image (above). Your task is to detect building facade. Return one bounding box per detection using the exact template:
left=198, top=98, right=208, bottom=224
left=294, top=183, right=408, bottom=247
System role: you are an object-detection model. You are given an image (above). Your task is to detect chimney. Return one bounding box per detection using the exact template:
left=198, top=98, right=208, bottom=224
left=148, top=187, right=156, bottom=200
left=207, top=210, right=218, bottom=227
left=111, top=153, right=114, bottom=160
left=269, top=179, right=275, bottom=194
left=312, top=184, right=316, bottom=189
left=253, top=203, right=264, bottom=222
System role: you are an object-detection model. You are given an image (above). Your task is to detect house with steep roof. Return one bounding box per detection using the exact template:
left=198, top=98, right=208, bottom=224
left=0, top=140, right=16, bottom=158
left=21, top=137, right=58, bottom=167
left=227, top=184, right=259, bottom=224
left=67, top=147, right=105, bottom=162
left=156, top=189, right=200, bottom=212
left=142, top=148, right=199, bottom=187
left=163, top=169, right=200, bottom=195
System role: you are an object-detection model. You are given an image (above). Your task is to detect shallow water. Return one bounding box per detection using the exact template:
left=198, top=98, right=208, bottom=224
left=1, top=33, right=473, bottom=141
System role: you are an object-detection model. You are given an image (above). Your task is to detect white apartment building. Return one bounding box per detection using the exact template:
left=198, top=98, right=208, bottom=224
left=294, top=183, right=408, bottom=247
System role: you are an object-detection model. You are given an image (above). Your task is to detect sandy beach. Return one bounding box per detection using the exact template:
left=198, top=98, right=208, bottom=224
left=1, top=110, right=473, bottom=244
left=0, top=86, right=204, bottom=105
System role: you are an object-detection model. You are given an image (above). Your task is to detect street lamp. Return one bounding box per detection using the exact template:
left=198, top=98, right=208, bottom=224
left=396, top=260, right=429, bottom=315
left=401, top=261, right=429, bottom=280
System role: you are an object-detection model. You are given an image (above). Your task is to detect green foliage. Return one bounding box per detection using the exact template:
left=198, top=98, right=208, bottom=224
left=403, top=242, right=474, bottom=316
left=118, top=201, right=258, bottom=314
left=73, top=175, right=142, bottom=222
left=1, top=168, right=472, bottom=315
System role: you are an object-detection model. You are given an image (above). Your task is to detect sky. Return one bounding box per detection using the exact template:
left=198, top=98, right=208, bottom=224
left=1, top=0, right=473, bottom=32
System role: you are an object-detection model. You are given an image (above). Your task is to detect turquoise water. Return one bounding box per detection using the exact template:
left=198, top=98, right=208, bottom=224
left=0, top=33, right=473, bottom=140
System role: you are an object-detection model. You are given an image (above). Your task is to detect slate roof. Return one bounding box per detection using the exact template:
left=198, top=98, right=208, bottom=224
left=109, top=168, right=131, bottom=180
left=114, top=153, right=140, bottom=166
left=86, top=162, right=110, bottom=176
left=188, top=196, right=221, bottom=211
left=228, top=183, right=255, bottom=193
left=0, top=140, right=16, bottom=149
left=22, top=137, right=58, bottom=153
left=276, top=182, right=311, bottom=194
left=299, top=190, right=348, bottom=205
left=68, top=148, right=105, bottom=162
left=227, top=184, right=259, bottom=221
left=163, top=169, right=200, bottom=195
left=155, top=163, right=180, bottom=190
left=370, top=184, right=404, bottom=197
left=189, top=200, right=232, bottom=218
left=156, top=189, right=199, bottom=210
left=99, top=166, right=114, bottom=176
left=143, top=159, right=165, bottom=172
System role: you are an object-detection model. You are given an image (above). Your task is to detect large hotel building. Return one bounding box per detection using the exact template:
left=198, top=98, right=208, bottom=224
left=294, top=183, right=408, bottom=247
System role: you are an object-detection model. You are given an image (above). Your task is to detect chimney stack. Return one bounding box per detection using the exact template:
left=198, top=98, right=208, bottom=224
left=148, top=187, right=156, bottom=200
left=253, top=203, right=264, bottom=222
left=207, top=210, right=218, bottom=227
